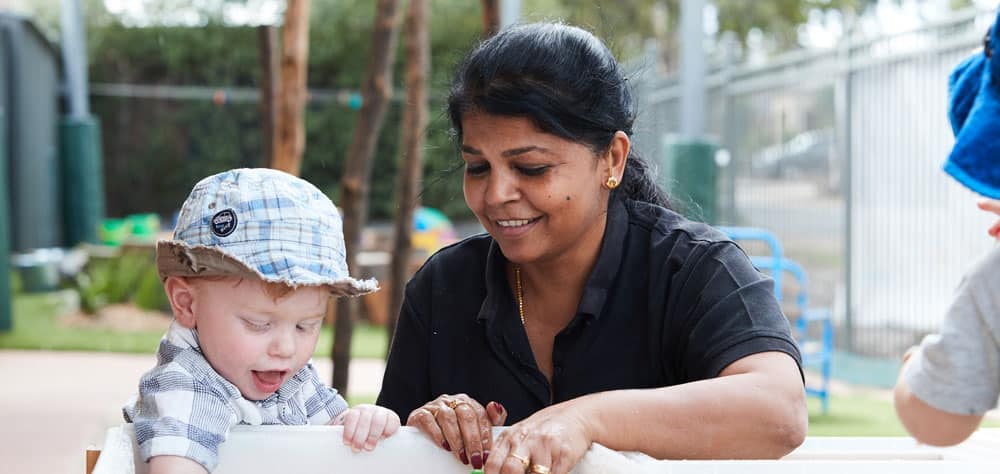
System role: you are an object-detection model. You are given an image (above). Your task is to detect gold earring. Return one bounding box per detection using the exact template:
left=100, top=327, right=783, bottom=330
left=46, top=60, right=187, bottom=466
left=605, top=176, right=619, bottom=189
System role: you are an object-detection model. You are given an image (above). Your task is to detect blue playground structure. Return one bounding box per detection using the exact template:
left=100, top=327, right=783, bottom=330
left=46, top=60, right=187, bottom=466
left=718, top=226, right=833, bottom=414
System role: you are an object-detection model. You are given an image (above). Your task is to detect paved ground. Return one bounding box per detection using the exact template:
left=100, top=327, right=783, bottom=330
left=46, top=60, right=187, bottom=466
left=0, top=350, right=385, bottom=474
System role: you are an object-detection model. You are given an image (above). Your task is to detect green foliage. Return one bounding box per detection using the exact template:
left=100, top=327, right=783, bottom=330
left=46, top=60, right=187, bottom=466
left=807, top=393, right=1000, bottom=436
left=88, top=0, right=481, bottom=221
left=10, top=270, right=22, bottom=294
left=0, top=289, right=388, bottom=359
left=85, top=0, right=912, bottom=221
left=73, top=248, right=160, bottom=314
left=134, top=265, right=170, bottom=312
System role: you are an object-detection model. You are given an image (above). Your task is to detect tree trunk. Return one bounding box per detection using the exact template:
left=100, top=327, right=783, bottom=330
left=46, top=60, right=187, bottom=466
left=386, top=0, right=429, bottom=355
left=481, top=0, right=500, bottom=37
left=271, top=0, right=310, bottom=176
left=333, top=0, right=402, bottom=394
left=257, top=25, right=280, bottom=167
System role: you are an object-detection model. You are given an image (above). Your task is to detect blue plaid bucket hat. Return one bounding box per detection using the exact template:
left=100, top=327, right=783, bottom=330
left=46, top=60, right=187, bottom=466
left=156, top=168, right=378, bottom=297
left=943, top=9, right=1000, bottom=199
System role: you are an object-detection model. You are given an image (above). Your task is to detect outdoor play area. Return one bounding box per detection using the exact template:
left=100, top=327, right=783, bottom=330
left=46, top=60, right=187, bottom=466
left=2, top=0, right=1000, bottom=473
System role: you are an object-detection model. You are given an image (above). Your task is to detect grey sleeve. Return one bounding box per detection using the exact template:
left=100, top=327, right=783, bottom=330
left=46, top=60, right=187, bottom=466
left=904, top=247, right=1000, bottom=415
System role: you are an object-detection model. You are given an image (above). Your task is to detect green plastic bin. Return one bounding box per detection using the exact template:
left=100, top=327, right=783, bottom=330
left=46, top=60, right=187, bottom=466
left=661, top=137, right=719, bottom=224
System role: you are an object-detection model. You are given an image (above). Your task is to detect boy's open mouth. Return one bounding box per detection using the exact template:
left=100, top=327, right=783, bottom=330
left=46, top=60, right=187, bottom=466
left=251, top=370, right=287, bottom=393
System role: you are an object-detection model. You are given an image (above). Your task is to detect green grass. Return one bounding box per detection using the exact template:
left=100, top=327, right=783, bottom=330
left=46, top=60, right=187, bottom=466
left=0, top=291, right=388, bottom=359
left=346, top=394, right=377, bottom=406
left=807, top=394, right=1000, bottom=437
left=8, top=292, right=1000, bottom=437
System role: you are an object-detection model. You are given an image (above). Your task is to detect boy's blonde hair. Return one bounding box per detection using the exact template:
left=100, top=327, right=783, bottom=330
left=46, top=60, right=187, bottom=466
left=186, top=275, right=306, bottom=302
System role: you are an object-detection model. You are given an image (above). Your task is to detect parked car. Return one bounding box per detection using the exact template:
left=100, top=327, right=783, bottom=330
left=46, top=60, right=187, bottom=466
left=751, top=128, right=840, bottom=192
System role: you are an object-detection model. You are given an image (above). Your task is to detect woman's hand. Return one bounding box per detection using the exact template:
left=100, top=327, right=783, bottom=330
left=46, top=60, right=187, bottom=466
left=483, top=403, right=592, bottom=474
left=977, top=199, right=1000, bottom=238
left=334, top=404, right=401, bottom=453
left=407, top=394, right=506, bottom=469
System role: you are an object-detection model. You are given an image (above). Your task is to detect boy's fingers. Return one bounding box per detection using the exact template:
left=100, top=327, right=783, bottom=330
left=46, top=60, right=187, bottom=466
left=383, top=410, right=401, bottom=438
left=385, top=414, right=401, bottom=437
left=365, top=412, right=389, bottom=451
left=341, top=409, right=358, bottom=445
left=351, top=408, right=375, bottom=453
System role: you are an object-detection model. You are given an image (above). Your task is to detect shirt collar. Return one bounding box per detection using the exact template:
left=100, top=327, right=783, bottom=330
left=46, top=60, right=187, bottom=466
left=475, top=193, right=629, bottom=323
left=577, top=193, right=628, bottom=319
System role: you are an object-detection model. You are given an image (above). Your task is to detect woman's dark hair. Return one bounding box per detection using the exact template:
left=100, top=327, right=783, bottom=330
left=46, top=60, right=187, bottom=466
left=446, top=22, right=670, bottom=208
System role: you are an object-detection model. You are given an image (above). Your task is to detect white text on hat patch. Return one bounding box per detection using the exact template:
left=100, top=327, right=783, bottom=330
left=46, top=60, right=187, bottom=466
left=211, top=209, right=238, bottom=237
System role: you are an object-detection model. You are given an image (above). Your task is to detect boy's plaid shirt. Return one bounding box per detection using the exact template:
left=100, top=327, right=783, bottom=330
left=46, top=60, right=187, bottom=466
left=123, top=322, right=349, bottom=471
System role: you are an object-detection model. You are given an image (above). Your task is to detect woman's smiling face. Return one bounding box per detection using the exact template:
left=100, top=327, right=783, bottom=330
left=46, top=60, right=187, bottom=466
left=460, top=112, right=612, bottom=266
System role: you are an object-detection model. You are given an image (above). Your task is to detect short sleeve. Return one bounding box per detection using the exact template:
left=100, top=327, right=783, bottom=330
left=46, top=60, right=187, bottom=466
left=905, top=249, right=1000, bottom=415
left=300, top=363, right=350, bottom=424
left=666, top=241, right=802, bottom=382
left=124, top=363, right=238, bottom=472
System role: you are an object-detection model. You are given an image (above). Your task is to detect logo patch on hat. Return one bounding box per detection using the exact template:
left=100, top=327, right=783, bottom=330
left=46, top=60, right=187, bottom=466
left=211, top=209, right=238, bottom=237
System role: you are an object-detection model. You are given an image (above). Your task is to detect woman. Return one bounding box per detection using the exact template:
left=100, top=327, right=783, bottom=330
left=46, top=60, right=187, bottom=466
left=377, top=22, right=806, bottom=474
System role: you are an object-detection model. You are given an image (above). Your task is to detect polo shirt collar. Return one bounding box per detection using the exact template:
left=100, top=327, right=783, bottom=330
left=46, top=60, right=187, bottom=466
left=475, top=193, right=629, bottom=323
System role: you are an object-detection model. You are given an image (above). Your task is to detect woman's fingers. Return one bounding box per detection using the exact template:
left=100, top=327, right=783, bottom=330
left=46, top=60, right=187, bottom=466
left=527, top=443, right=553, bottom=474
left=407, top=395, right=496, bottom=467
left=407, top=406, right=448, bottom=452
left=434, top=400, right=469, bottom=464
left=486, top=427, right=530, bottom=474
left=454, top=401, right=486, bottom=469
left=487, top=401, right=507, bottom=426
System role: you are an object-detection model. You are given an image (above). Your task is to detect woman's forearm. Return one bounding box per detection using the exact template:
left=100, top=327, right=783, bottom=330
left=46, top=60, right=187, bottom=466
left=570, top=352, right=807, bottom=459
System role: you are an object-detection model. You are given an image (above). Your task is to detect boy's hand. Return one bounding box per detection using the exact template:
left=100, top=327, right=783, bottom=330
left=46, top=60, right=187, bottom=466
left=334, top=404, right=401, bottom=453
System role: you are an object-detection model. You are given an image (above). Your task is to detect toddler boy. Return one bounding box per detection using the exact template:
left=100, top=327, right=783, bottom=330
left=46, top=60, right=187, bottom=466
left=124, top=168, right=399, bottom=473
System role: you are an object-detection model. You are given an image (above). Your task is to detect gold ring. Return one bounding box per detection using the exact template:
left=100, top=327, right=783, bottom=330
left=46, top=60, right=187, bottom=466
left=446, top=399, right=468, bottom=410
left=422, top=406, right=439, bottom=417
left=530, top=464, right=552, bottom=474
left=509, top=453, right=530, bottom=469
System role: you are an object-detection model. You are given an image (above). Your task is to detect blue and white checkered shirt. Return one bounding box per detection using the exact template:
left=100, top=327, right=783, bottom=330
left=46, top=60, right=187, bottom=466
left=123, top=321, right=349, bottom=471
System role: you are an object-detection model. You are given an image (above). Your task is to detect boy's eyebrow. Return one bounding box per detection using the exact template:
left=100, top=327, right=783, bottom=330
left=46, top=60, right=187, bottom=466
left=460, top=144, right=553, bottom=157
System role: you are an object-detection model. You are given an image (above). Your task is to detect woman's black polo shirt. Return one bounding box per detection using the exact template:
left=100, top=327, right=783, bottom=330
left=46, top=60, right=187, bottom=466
left=377, top=195, right=802, bottom=424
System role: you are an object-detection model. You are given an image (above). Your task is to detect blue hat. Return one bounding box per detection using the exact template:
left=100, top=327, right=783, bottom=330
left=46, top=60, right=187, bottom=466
left=157, top=168, right=378, bottom=297
left=944, top=10, right=1000, bottom=199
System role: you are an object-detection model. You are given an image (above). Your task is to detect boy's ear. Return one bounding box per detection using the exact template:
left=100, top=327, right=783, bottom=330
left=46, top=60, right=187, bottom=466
left=164, top=277, right=197, bottom=329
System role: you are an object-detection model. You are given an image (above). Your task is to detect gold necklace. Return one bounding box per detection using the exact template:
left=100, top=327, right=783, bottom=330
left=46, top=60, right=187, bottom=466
left=514, top=266, right=526, bottom=326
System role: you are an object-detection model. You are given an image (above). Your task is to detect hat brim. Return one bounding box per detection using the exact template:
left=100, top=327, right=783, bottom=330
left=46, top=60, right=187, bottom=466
left=156, top=240, right=379, bottom=297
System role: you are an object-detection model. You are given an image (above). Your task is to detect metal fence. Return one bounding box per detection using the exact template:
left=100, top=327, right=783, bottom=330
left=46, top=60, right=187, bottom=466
left=633, top=7, right=997, bottom=358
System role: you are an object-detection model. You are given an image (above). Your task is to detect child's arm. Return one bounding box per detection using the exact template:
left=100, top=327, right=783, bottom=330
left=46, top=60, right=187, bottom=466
left=332, top=404, right=401, bottom=452
left=149, top=455, right=210, bottom=474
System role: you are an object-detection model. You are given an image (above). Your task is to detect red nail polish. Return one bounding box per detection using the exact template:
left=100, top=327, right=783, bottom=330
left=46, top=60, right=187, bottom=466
left=483, top=451, right=490, bottom=464
left=471, top=452, right=483, bottom=469
left=497, top=402, right=505, bottom=413
left=460, top=449, right=469, bottom=465
left=442, top=440, right=451, bottom=451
